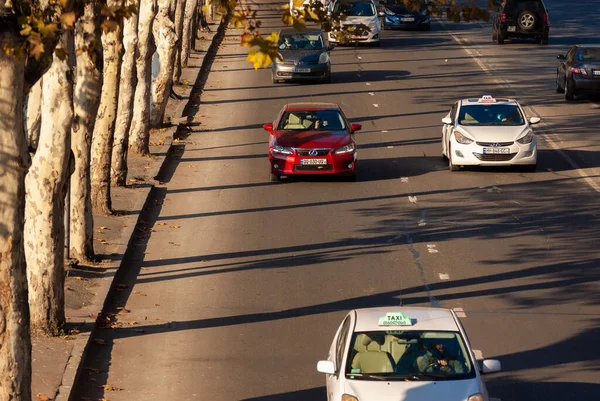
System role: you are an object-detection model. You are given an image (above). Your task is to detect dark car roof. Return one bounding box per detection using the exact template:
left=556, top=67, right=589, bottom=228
left=285, top=102, right=340, bottom=111
left=279, top=28, right=324, bottom=35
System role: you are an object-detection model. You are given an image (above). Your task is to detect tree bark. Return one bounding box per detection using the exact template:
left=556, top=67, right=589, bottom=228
left=70, top=2, right=103, bottom=262
left=111, top=2, right=140, bottom=186
left=171, top=0, right=186, bottom=84
left=26, top=77, right=42, bottom=152
left=24, top=31, right=73, bottom=335
left=151, top=0, right=177, bottom=127
left=128, top=0, right=157, bottom=155
left=0, top=28, right=33, bottom=401
left=91, top=2, right=123, bottom=214
left=180, top=0, right=198, bottom=68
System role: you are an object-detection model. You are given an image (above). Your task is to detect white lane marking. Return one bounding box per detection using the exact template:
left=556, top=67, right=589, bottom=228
left=401, top=177, right=408, bottom=182
left=357, top=56, right=363, bottom=60
left=387, top=145, right=394, bottom=148
left=427, top=244, right=439, bottom=253
left=368, top=92, right=375, bottom=96
left=439, top=273, right=449, bottom=280
left=373, top=103, right=379, bottom=107
left=365, top=82, right=371, bottom=86
left=453, top=308, right=467, bottom=318
left=381, top=130, right=388, bottom=132
left=437, top=17, right=600, bottom=195
left=418, top=219, right=427, bottom=226
left=408, top=196, right=417, bottom=203
left=473, top=349, right=483, bottom=360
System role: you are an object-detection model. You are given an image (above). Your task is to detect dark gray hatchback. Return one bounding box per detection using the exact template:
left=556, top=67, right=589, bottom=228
left=272, top=28, right=334, bottom=84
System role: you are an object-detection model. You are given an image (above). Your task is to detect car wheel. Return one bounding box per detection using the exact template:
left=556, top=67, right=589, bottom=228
left=272, top=72, right=280, bottom=84
left=322, top=74, right=331, bottom=84
left=540, top=34, right=548, bottom=45
left=422, top=23, right=431, bottom=31
left=555, top=72, right=563, bottom=93
left=372, top=40, right=381, bottom=47
left=496, top=32, right=504, bottom=45
left=564, top=78, right=575, bottom=101
left=492, top=30, right=497, bottom=42
left=517, top=10, right=537, bottom=32
left=270, top=173, right=281, bottom=182
left=448, top=145, right=459, bottom=171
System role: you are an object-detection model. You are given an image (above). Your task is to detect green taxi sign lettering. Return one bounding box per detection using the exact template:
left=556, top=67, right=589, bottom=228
left=378, top=312, right=413, bottom=326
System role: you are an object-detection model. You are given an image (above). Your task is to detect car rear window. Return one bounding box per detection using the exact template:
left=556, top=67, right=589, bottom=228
left=279, top=110, right=347, bottom=131
left=458, top=104, right=525, bottom=126
left=576, top=48, right=600, bottom=62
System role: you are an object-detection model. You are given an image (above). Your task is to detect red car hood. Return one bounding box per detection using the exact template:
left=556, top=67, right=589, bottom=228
left=274, top=130, right=350, bottom=149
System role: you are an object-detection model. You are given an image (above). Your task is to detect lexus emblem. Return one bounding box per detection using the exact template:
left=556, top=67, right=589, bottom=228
left=309, top=149, right=318, bottom=156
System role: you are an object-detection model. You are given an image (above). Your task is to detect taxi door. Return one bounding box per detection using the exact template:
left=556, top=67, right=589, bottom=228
left=326, top=312, right=353, bottom=401
left=442, top=102, right=458, bottom=157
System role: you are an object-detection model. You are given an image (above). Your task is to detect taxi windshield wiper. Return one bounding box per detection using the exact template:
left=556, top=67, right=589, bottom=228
left=347, top=373, right=390, bottom=381
left=410, top=372, right=454, bottom=381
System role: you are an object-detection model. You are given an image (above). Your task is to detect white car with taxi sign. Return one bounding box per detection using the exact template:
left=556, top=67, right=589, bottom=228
left=317, top=307, right=501, bottom=401
left=441, top=95, right=540, bottom=171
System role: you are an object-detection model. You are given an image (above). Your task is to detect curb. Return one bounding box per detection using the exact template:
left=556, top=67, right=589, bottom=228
left=55, top=17, right=227, bottom=401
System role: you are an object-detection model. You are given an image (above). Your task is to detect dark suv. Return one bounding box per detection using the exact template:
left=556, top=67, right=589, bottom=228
left=492, top=0, right=549, bottom=45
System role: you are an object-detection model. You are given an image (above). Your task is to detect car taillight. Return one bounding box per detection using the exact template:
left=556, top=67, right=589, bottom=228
left=544, top=13, right=549, bottom=24
left=571, top=67, right=588, bottom=76
left=500, top=13, right=506, bottom=22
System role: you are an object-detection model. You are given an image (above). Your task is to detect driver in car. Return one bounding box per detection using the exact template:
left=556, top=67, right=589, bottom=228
left=418, top=342, right=465, bottom=374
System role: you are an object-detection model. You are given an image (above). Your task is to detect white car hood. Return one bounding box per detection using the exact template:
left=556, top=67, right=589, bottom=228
left=346, top=378, right=481, bottom=401
left=458, top=125, right=529, bottom=142
left=342, top=16, right=376, bottom=26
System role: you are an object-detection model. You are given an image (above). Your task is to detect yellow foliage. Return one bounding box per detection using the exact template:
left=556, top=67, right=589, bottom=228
left=60, top=12, right=76, bottom=28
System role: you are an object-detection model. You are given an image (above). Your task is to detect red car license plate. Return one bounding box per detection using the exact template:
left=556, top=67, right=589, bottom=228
left=300, top=158, right=327, bottom=165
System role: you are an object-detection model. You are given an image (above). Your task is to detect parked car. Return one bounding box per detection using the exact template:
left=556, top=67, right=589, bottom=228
left=556, top=45, right=600, bottom=101
left=492, top=0, right=549, bottom=45
left=272, top=28, right=333, bottom=84
left=263, top=103, right=361, bottom=181
left=328, top=0, right=381, bottom=47
left=378, top=0, right=430, bottom=31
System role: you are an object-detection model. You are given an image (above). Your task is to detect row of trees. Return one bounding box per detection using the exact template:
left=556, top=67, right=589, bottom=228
left=0, top=0, right=216, bottom=398
left=0, top=0, right=488, bottom=399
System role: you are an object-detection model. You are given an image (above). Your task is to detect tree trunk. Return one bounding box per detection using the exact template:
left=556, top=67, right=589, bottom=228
left=91, top=3, right=123, bottom=214
left=180, top=0, right=198, bottom=68
left=111, top=2, right=140, bottom=186
left=26, top=77, right=42, bottom=152
left=24, top=31, right=74, bottom=335
left=171, top=0, right=186, bottom=84
left=128, top=0, right=157, bottom=155
left=151, top=0, right=177, bottom=127
left=0, top=28, right=33, bottom=401
left=70, top=3, right=103, bottom=262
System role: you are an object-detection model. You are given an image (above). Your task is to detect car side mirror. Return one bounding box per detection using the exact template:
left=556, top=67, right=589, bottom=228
left=481, top=359, right=501, bottom=374
left=529, top=117, right=541, bottom=125
left=317, top=360, right=335, bottom=374
left=351, top=123, right=362, bottom=132
left=557, top=54, right=566, bottom=60
left=327, top=43, right=335, bottom=51
left=441, top=117, right=453, bottom=125
left=263, top=123, right=273, bottom=132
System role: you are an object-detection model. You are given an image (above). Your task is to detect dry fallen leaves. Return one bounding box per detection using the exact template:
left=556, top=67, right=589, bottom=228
left=102, top=384, right=123, bottom=392
left=36, top=394, right=51, bottom=401
left=134, top=291, right=147, bottom=297
left=170, top=225, right=181, bottom=229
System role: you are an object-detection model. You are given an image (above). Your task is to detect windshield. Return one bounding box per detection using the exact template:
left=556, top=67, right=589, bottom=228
left=345, top=331, right=475, bottom=381
left=278, top=33, right=325, bottom=50
left=458, top=104, right=525, bottom=126
left=279, top=110, right=347, bottom=131
left=576, top=48, right=600, bottom=62
left=334, top=1, right=376, bottom=17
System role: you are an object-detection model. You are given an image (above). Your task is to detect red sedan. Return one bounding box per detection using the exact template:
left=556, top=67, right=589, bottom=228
left=263, top=103, right=361, bottom=181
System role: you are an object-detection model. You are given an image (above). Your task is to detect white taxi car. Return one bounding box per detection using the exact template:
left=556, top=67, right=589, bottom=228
left=317, top=307, right=501, bottom=401
left=441, top=95, right=540, bottom=171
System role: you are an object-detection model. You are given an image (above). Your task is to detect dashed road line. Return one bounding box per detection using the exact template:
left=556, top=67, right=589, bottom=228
left=439, top=273, right=449, bottom=280
left=408, top=196, right=417, bottom=203
left=427, top=244, right=439, bottom=253
left=453, top=307, right=467, bottom=318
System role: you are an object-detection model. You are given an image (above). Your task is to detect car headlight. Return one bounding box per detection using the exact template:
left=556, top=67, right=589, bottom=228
left=369, top=18, right=378, bottom=30
left=384, top=8, right=395, bottom=16
left=342, top=395, right=359, bottom=401
left=275, top=56, right=283, bottom=64
left=334, top=143, right=356, bottom=154
left=272, top=145, right=293, bottom=155
left=319, top=52, right=330, bottom=64
left=453, top=130, right=474, bottom=145
left=467, top=394, right=484, bottom=401
left=516, top=130, right=534, bottom=144
left=421, top=9, right=429, bottom=16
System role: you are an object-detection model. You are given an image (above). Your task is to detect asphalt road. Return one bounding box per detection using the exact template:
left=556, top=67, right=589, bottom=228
left=73, top=1, right=600, bottom=400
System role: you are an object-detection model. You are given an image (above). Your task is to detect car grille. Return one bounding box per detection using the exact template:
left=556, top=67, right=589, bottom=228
left=476, top=141, right=514, bottom=147
left=295, top=149, right=331, bottom=156
left=294, top=165, right=333, bottom=171
left=473, top=153, right=517, bottom=162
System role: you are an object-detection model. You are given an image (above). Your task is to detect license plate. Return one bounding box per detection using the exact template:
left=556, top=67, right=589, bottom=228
left=293, top=68, right=310, bottom=73
left=300, top=158, right=327, bottom=165
left=507, top=26, right=516, bottom=32
left=593, top=70, right=600, bottom=76
left=401, top=17, right=414, bottom=22
left=483, top=148, right=510, bottom=154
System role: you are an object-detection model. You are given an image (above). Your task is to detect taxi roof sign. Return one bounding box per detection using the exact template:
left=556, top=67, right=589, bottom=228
left=478, top=95, right=497, bottom=103
left=378, top=312, right=413, bottom=326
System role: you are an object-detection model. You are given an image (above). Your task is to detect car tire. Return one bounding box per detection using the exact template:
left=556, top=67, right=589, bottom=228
left=422, top=24, right=431, bottom=31
left=517, top=10, right=537, bottom=32
left=492, top=30, right=497, bottom=42
left=540, top=34, right=548, bottom=45
left=448, top=145, right=459, bottom=171
left=496, top=32, right=504, bottom=45
left=564, top=78, right=575, bottom=101
left=372, top=40, right=381, bottom=47
left=270, top=173, right=281, bottom=182
left=555, top=72, right=563, bottom=93
left=272, top=72, right=281, bottom=84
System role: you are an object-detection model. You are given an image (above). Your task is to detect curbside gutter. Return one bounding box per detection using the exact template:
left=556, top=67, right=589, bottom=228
left=56, top=16, right=229, bottom=401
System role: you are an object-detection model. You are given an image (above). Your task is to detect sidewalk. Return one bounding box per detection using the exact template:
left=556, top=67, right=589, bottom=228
left=31, top=17, right=226, bottom=401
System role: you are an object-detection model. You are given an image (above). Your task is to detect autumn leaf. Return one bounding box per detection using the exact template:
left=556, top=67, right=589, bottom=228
left=60, top=12, right=76, bottom=28
left=134, top=291, right=147, bottom=296
left=29, top=41, right=45, bottom=60
left=247, top=49, right=272, bottom=70
left=170, top=225, right=181, bottom=229
left=36, top=394, right=51, bottom=401
left=102, top=384, right=123, bottom=392
left=101, top=20, right=119, bottom=33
